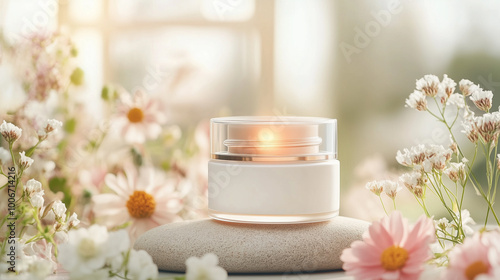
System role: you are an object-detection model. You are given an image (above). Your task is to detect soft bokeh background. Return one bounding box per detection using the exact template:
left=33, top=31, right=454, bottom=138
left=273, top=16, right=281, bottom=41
left=1, top=0, right=500, bottom=222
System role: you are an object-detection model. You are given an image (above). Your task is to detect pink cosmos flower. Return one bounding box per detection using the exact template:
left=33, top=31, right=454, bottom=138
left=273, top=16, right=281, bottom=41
left=92, top=166, right=182, bottom=242
left=341, top=211, right=435, bottom=280
left=444, top=231, right=500, bottom=280
left=115, top=91, right=166, bottom=144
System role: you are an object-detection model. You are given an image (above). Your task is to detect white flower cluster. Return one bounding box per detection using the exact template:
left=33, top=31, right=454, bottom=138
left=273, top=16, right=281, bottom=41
left=24, top=179, right=44, bottom=209
left=365, top=180, right=402, bottom=199
left=58, top=225, right=158, bottom=280
left=396, top=144, right=453, bottom=172
left=434, top=209, right=475, bottom=238
left=462, top=111, right=500, bottom=143
left=399, top=172, right=427, bottom=199
left=406, top=75, right=495, bottom=114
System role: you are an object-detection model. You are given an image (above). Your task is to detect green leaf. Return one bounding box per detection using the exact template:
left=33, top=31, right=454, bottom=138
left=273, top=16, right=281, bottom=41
left=70, top=67, right=84, bottom=86
left=101, top=86, right=110, bottom=100
left=64, top=118, right=77, bottom=134
left=48, top=177, right=72, bottom=206
left=70, top=47, right=78, bottom=57
left=25, top=145, right=37, bottom=157
left=131, top=148, right=143, bottom=166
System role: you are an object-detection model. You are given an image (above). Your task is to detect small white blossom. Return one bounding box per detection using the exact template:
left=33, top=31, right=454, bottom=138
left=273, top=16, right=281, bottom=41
left=52, top=200, right=67, bottom=221
left=44, top=119, right=63, bottom=134
left=461, top=120, right=479, bottom=143
left=0, top=147, right=11, bottom=165
left=396, top=144, right=452, bottom=172
left=19, top=151, right=34, bottom=170
left=446, top=93, right=465, bottom=109
left=399, top=172, right=425, bottom=199
left=435, top=217, right=451, bottom=231
left=38, top=119, right=63, bottom=139
left=0, top=120, right=22, bottom=143
left=405, top=90, right=427, bottom=111
left=459, top=79, right=475, bottom=96
left=185, top=253, right=228, bottom=280
left=67, top=212, right=80, bottom=229
left=444, top=162, right=466, bottom=183
left=470, top=88, right=493, bottom=112
left=382, top=180, right=402, bottom=199
left=126, top=249, right=159, bottom=280
left=474, top=113, right=500, bottom=142
left=440, top=74, right=456, bottom=98
left=365, top=181, right=384, bottom=196
left=30, top=192, right=45, bottom=209
left=24, top=179, right=43, bottom=197
left=457, top=209, right=475, bottom=236
left=416, top=75, right=440, bottom=97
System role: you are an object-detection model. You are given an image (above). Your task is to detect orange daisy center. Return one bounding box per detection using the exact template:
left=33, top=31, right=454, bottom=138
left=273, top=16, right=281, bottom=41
left=380, top=246, right=408, bottom=271
left=126, top=191, right=156, bottom=218
left=127, top=107, right=144, bottom=123
left=465, top=261, right=489, bottom=280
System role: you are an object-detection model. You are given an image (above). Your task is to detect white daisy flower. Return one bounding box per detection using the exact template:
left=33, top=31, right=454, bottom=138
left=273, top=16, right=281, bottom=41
left=92, top=166, right=182, bottom=242
left=58, top=225, right=129, bottom=275
left=115, top=91, right=166, bottom=144
left=185, top=253, right=228, bottom=280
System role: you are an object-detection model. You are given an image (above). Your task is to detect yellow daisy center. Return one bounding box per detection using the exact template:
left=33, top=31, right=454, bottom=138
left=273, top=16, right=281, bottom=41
left=465, top=261, right=489, bottom=280
left=78, top=238, right=98, bottom=259
left=380, top=246, right=409, bottom=271
left=126, top=190, right=156, bottom=218
left=127, top=107, right=144, bottom=123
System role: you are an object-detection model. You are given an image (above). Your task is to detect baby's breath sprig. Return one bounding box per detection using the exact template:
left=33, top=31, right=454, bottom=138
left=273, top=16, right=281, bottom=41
left=367, top=75, right=500, bottom=256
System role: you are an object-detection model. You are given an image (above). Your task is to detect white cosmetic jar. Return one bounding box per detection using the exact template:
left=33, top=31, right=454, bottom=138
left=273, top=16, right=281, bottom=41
left=208, top=116, right=339, bottom=224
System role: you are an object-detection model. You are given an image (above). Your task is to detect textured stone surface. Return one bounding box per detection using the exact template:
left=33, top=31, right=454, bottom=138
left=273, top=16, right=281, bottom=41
left=134, top=217, right=369, bottom=273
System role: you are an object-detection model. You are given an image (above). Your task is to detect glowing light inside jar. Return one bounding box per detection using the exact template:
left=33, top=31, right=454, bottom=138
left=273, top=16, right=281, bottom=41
left=224, top=124, right=322, bottom=156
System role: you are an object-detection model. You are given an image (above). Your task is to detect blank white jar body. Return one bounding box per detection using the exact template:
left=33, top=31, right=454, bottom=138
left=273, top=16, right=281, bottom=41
left=208, top=159, right=340, bottom=224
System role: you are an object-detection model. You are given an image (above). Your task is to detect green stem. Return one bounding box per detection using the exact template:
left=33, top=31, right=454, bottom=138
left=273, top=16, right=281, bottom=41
left=379, top=196, right=388, bottom=215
